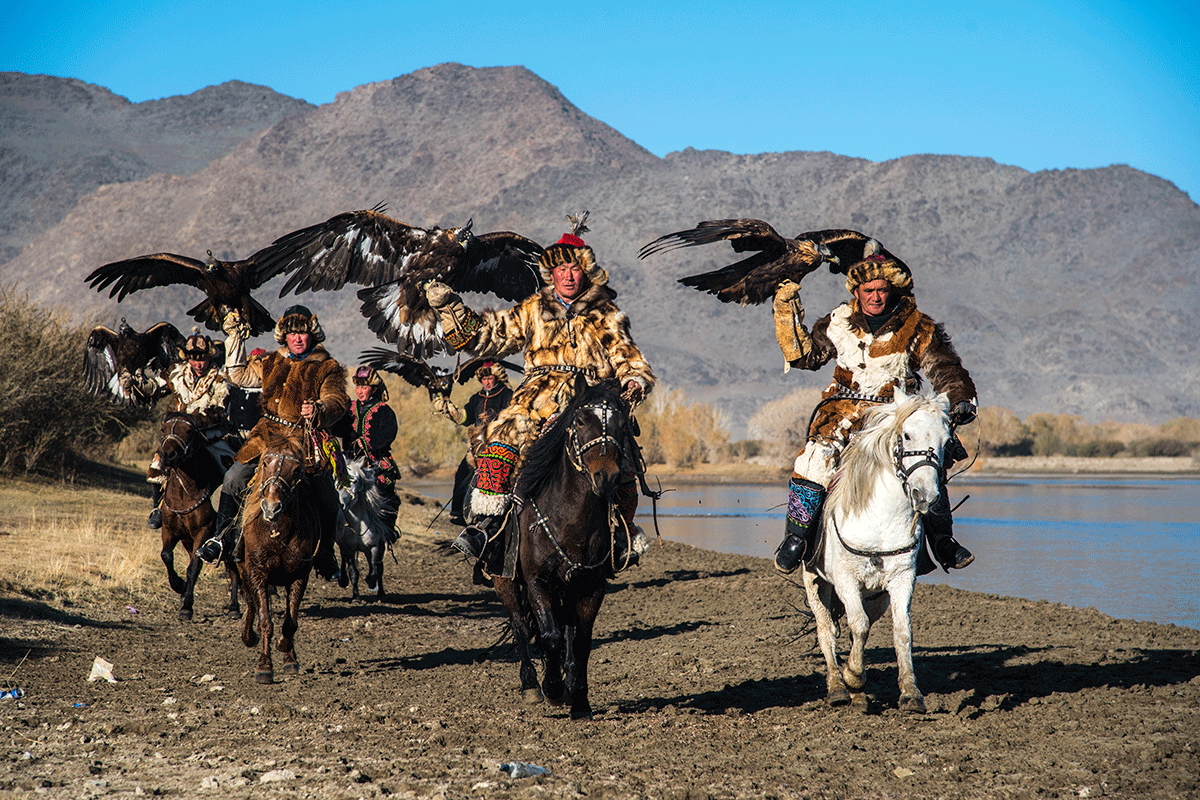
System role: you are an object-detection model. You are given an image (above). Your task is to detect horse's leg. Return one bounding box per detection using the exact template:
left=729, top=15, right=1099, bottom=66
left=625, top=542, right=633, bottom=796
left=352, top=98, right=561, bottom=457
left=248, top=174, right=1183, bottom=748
left=161, top=528, right=187, bottom=596
left=254, top=571, right=275, bottom=684
left=527, top=577, right=566, bottom=705
left=837, top=580, right=873, bottom=713
left=277, top=575, right=306, bottom=676
left=239, top=564, right=258, bottom=648
left=888, top=579, right=925, bottom=713
left=366, top=544, right=384, bottom=599
left=802, top=568, right=850, bottom=706
left=226, top=561, right=242, bottom=619
left=338, top=542, right=358, bottom=601
left=568, top=587, right=605, bottom=720
left=179, top=533, right=204, bottom=621
left=493, top=577, right=543, bottom=704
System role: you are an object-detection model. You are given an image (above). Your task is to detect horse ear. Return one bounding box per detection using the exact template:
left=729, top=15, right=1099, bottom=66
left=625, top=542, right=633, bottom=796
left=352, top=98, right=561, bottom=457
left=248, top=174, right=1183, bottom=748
left=893, top=383, right=910, bottom=405
left=935, top=392, right=951, bottom=413
left=573, top=372, right=589, bottom=397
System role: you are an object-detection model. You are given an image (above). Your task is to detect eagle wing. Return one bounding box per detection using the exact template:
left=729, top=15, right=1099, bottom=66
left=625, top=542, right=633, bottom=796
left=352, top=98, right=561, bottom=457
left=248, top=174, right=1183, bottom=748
left=640, top=219, right=841, bottom=305
left=83, top=320, right=184, bottom=406
left=359, top=348, right=454, bottom=399
left=85, top=253, right=208, bottom=301
left=454, top=356, right=525, bottom=385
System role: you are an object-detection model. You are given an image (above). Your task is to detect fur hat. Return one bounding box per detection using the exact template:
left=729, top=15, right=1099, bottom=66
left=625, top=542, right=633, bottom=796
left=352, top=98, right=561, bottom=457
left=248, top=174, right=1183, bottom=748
left=478, top=360, right=511, bottom=388
left=178, top=329, right=219, bottom=362
left=538, top=211, right=608, bottom=287
left=274, top=304, right=326, bottom=344
left=844, top=240, right=913, bottom=295
left=352, top=365, right=388, bottom=401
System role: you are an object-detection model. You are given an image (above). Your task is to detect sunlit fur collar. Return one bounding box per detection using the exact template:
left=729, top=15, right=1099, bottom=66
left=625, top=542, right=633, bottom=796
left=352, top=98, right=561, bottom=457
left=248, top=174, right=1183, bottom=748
left=535, top=282, right=618, bottom=322
left=845, top=294, right=918, bottom=336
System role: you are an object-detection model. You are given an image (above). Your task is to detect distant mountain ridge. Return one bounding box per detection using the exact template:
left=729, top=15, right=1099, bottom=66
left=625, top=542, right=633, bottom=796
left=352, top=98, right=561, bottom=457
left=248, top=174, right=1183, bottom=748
left=3, top=64, right=1197, bottom=433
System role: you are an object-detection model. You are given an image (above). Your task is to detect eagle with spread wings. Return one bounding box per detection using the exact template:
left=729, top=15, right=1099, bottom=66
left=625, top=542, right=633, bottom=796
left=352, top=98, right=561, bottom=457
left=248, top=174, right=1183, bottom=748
left=251, top=203, right=545, bottom=357
left=639, top=220, right=907, bottom=304
left=358, top=348, right=523, bottom=400
left=82, top=319, right=186, bottom=407
left=84, top=250, right=276, bottom=336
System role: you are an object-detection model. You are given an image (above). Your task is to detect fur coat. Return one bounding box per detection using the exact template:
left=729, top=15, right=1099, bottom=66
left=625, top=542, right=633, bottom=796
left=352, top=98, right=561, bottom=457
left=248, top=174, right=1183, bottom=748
left=779, top=294, right=976, bottom=483
left=225, top=341, right=348, bottom=466
left=462, top=283, right=655, bottom=454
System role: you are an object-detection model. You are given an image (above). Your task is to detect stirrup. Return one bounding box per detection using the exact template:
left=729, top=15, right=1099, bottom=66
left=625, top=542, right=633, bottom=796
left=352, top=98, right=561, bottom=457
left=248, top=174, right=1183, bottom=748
left=451, top=526, right=488, bottom=560
left=774, top=534, right=807, bottom=574
left=197, top=536, right=223, bottom=564
left=147, top=508, right=162, bottom=530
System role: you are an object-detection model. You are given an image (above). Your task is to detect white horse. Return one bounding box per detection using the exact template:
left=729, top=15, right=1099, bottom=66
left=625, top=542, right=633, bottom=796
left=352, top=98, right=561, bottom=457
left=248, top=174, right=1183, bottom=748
left=335, top=457, right=399, bottom=601
left=802, top=388, right=952, bottom=713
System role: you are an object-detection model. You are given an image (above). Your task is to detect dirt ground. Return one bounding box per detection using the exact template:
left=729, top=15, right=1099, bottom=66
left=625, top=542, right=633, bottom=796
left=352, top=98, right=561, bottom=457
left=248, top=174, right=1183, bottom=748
left=2, top=482, right=1199, bottom=800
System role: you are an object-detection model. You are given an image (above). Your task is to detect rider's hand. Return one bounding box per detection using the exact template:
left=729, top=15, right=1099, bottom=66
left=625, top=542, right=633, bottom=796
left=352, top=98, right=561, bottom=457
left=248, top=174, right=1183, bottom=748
left=222, top=310, right=249, bottom=337
left=950, top=400, right=977, bottom=426
left=622, top=380, right=644, bottom=407
left=432, top=394, right=453, bottom=416
left=301, top=400, right=318, bottom=422
left=774, top=279, right=802, bottom=304
left=424, top=281, right=455, bottom=309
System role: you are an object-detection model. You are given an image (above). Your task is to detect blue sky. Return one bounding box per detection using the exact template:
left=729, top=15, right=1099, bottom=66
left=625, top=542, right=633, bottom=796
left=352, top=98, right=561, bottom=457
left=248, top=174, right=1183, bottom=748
left=6, top=0, right=1197, bottom=202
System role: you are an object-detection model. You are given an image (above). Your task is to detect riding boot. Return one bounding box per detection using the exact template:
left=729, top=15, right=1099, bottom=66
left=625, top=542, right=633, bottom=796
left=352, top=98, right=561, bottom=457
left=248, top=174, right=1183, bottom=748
left=198, top=493, right=240, bottom=563
left=775, top=477, right=826, bottom=574
left=924, top=488, right=974, bottom=571
left=452, top=516, right=499, bottom=561
left=313, top=509, right=340, bottom=582
left=147, top=483, right=163, bottom=529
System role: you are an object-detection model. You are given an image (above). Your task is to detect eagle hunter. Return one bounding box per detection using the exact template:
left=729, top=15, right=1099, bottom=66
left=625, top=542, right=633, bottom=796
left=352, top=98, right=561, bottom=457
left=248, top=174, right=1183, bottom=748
left=85, top=250, right=276, bottom=336
left=251, top=203, right=545, bottom=358
left=639, top=219, right=908, bottom=304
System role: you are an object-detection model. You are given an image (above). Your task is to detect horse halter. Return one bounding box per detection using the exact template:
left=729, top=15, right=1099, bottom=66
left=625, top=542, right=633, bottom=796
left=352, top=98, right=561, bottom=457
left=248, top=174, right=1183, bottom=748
left=565, top=400, right=625, bottom=490
left=892, top=438, right=944, bottom=489
left=259, top=450, right=303, bottom=520
left=160, top=415, right=198, bottom=462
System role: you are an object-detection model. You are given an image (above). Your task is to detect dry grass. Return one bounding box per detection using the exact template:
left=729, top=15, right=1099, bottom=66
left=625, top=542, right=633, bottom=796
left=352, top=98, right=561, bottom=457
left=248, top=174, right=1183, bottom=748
left=0, top=482, right=166, bottom=604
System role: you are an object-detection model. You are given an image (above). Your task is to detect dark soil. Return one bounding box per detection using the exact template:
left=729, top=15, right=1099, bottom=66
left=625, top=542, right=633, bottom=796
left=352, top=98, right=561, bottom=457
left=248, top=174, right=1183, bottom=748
left=2, top=489, right=1198, bottom=799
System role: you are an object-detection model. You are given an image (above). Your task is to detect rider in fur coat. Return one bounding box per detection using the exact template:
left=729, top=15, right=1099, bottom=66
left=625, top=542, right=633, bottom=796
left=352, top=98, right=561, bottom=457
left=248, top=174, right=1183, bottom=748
left=772, top=251, right=978, bottom=575
left=196, top=305, right=348, bottom=580
left=424, top=220, right=656, bottom=575
left=143, top=331, right=236, bottom=530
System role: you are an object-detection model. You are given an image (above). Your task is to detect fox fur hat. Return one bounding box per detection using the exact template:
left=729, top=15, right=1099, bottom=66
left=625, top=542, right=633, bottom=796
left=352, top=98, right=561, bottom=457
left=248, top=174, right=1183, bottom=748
left=274, top=304, right=326, bottom=345
left=844, top=240, right=914, bottom=296
left=178, top=329, right=220, bottom=362
left=538, top=211, right=608, bottom=287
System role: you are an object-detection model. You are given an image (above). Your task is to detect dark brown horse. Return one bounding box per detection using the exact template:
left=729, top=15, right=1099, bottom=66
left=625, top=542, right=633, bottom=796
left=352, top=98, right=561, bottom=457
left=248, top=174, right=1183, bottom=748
left=237, top=432, right=320, bottom=684
left=492, top=377, right=632, bottom=720
left=155, top=412, right=239, bottom=620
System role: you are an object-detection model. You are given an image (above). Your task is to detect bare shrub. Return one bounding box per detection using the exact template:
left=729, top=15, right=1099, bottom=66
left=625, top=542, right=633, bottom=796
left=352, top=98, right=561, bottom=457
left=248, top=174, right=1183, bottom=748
left=638, top=386, right=730, bottom=469
left=971, top=406, right=1032, bottom=456
left=382, top=374, right=468, bottom=475
left=0, top=285, right=148, bottom=475
left=746, top=388, right=823, bottom=464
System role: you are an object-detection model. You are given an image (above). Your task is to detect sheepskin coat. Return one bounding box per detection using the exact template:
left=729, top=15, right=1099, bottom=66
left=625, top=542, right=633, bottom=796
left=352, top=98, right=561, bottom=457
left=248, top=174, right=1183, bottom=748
left=462, top=283, right=655, bottom=458
left=225, top=342, right=349, bottom=466
left=782, top=294, right=976, bottom=484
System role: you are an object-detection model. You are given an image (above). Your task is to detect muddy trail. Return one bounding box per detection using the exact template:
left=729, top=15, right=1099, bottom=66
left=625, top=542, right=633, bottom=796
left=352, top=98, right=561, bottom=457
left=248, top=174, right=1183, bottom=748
left=2, top=488, right=1198, bottom=799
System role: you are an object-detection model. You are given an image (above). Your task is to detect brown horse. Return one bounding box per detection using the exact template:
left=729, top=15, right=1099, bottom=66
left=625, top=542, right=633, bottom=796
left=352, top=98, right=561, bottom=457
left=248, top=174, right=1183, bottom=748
left=237, top=432, right=320, bottom=684
left=492, top=377, right=632, bottom=720
left=155, top=412, right=239, bottom=620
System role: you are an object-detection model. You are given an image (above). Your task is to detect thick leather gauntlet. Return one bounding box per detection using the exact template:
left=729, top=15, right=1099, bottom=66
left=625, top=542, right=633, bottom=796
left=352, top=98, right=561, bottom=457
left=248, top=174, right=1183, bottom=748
left=424, top=281, right=481, bottom=352
left=772, top=280, right=812, bottom=364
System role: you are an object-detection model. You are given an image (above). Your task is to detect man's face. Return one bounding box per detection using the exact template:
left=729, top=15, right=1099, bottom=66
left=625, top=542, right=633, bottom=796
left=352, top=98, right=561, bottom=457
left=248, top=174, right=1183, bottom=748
left=286, top=332, right=312, bottom=355
left=854, top=279, right=892, bottom=316
left=479, top=374, right=498, bottom=392
left=552, top=262, right=586, bottom=301
left=189, top=358, right=210, bottom=376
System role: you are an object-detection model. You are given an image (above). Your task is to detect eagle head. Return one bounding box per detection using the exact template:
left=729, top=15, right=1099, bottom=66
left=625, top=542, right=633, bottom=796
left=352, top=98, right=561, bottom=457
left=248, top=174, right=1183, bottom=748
left=118, top=317, right=133, bottom=336
left=454, top=219, right=475, bottom=250
left=205, top=250, right=219, bottom=274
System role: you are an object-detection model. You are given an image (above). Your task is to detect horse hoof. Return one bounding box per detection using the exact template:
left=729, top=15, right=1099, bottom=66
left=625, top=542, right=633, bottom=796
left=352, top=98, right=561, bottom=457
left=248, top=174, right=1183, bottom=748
left=227, top=609, right=241, bottom=621
left=280, top=663, right=300, bottom=676
left=243, top=632, right=259, bottom=648
left=570, top=706, right=594, bottom=721
left=827, top=690, right=851, bottom=707
left=177, top=608, right=193, bottom=621
left=255, top=671, right=274, bottom=685
left=899, top=695, right=927, bottom=714
left=521, top=688, right=544, bottom=704
left=849, top=693, right=870, bottom=713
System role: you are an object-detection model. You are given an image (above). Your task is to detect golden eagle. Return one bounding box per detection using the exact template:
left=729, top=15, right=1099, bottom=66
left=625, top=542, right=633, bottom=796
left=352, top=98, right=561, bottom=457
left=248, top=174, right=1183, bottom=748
left=358, top=348, right=524, bottom=401
left=251, top=203, right=544, bottom=357
left=639, top=220, right=907, bottom=304
left=84, top=250, right=276, bottom=336
left=82, top=319, right=186, bottom=406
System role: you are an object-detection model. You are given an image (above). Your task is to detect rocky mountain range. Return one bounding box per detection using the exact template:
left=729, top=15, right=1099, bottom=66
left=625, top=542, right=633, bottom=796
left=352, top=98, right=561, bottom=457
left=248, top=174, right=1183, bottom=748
left=3, top=63, right=1197, bottom=435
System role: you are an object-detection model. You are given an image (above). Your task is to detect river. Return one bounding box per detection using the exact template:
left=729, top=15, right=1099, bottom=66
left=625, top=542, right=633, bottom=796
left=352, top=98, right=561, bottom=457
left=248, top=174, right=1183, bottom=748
left=411, top=474, right=1200, bottom=629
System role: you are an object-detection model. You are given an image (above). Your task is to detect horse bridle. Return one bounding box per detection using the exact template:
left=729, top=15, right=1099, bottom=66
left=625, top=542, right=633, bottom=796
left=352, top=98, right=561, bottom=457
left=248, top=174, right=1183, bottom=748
left=258, top=450, right=303, bottom=522
left=160, top=415, right=198, bottom=463
left=565, top=400, right=626, bottom=492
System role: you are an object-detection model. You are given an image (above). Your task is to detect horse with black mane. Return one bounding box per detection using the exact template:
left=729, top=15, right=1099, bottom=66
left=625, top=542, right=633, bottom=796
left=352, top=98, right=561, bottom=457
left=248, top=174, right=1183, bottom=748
left=491, top=376, right=637, bottom=720
left=154, top=411, right=239, bottom=620
left=237, top=431, right=321, bottom=683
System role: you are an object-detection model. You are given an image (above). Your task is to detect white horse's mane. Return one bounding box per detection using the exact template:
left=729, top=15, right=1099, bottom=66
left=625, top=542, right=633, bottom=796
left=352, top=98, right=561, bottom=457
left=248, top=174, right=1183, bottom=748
left=827, top=393, right=944, bottom=519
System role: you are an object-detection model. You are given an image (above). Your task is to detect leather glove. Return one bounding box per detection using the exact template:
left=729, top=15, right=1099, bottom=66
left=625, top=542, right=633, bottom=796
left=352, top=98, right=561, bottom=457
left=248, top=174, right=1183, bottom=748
left=432, top=394, right=453, bottom=415
left=424, top=281, right=456, bottom=309
left=774, top=279, right=802, bottom=304
left=222, top=310, right=250, bottom=337
left=950, top=400, right=977, bottom=427
left=772, top=280, right=810, bottom=364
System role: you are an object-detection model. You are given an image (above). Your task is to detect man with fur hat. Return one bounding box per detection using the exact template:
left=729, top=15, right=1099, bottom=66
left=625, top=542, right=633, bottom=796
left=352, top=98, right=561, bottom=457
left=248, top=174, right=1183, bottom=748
left=196, top=306, right=348, bottom=580
left=771, top=249, right=978, bottom=575
left=432, top=361, right=515, bottom=526
left=143, top=330, right=236, bottom=529
left=423, top=214, right=655, bottom=576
